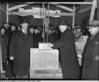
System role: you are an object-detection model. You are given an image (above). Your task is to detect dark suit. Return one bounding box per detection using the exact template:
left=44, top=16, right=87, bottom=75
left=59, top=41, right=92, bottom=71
left=33, top=33, right=43, bottom=48
left=0, top=34, right=8, bottom=61
left=9, top=29, right=33, bottom=76
left=53, top=28, right=80, bottom=79
left=48, top=32, right=60, bottom=43
left=82, top=32, right=99, bottom=80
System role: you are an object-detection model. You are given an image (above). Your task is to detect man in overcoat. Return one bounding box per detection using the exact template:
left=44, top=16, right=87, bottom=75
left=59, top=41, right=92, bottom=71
left=81, top=20, right=99, bottom=80
left=49, top=20, right=80, bottom=79
left=32, top=27, right=43, bottom=48
left=0, top=28, right=11, bottom=77
left=9, top=21, right=33, bottom=79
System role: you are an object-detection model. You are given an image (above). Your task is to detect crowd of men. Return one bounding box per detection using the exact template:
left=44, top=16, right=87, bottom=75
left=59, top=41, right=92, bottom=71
left=0, top=21, right=60, bottom=79
left=0, top=20, right=99, bottom=80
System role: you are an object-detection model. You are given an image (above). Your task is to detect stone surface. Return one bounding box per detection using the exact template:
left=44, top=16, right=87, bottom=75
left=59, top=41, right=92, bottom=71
left=30, top=49, right=59, bottom=70
left=30, top=68, right=62, bottom=79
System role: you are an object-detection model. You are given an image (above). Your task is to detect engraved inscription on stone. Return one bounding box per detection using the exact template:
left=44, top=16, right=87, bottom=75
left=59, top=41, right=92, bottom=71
left=30, top=48, right=59, bottom=70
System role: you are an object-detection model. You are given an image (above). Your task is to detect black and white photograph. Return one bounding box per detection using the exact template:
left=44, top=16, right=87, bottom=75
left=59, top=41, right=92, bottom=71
left=0, top=0, right=99, bottom=80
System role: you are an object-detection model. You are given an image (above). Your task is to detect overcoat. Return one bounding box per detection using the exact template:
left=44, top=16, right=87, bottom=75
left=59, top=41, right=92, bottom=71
left=0, top=34, right=8, bottom=60
left=82, top=32, right=99, bottom=80
left=33, top=32, right=43, bottom=48
left=48, top=32, right=60, bottom=43
left=53, top=28, right=80, bottom=79
left=9, top=29, right=33, bottom=76
left=0, top=32, right=13, bottom=76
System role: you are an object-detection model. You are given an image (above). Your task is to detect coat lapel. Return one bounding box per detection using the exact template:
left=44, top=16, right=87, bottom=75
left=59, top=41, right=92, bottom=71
left=18, top=30, right=29, bottom=40
left=89, top=32, right=99, bottom=44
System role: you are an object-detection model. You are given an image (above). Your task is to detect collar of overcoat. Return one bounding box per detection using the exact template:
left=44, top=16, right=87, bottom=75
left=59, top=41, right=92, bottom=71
left=61, top=28, right=71, bottom=37
left=18, top=29, right=29, bottom=39
left=89, top=32, right=99, bottom=43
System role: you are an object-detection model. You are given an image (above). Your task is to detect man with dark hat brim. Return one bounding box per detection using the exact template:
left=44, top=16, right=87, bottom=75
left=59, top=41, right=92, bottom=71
left=82, top=20, right=99, bottom=80
left=87, top=20, right=99, bottom=28
left=87, top=20, right=99, bottom=38
left=21, top=20, right=29, bottom=24
left=49, top=20, right=80, bottom=79
left=3, top=23, right=10, bottom=30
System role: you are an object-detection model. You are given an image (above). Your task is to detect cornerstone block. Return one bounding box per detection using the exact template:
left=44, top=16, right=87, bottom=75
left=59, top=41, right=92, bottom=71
left=30, top=48, right=59, bottom=70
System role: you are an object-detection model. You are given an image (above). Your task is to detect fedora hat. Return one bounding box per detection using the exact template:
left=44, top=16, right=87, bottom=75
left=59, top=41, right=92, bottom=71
left=59, top=20, right=67, bottom=26
left=21, top=20, right=29, bottom=24
left=87, top=20, right=99, bottom=28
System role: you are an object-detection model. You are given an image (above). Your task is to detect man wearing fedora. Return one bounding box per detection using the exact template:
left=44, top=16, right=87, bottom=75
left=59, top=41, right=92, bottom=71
left=9, top=21, right=33, bottom=79
left=49, top=20, right=80, bottom=79
left=81, top=20, right=99, bottom=80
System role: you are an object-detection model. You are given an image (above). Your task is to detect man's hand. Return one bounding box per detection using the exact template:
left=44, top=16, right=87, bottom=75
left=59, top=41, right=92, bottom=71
left=10, top=56, right=14, bottom=60
left=48, top=43, right=53, bottom=48
left=94, top=56, right=99, bottom=61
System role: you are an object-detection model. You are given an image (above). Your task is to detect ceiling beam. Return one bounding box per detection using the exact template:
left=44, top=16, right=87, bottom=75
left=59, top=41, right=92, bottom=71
left=8, top=1, right=93, bottom=12
left=8, top=12, right=73, bottom=16
left=89, top=0, right=97, bottom=22
left=8, top=2, right=36, bottom=11
left=8, top=4, right=28, bottom=11
left=49, top=2, right=93, bottom=5
left=51, top=4, right=73, bottom=12
left=77, top=6, right=91, bottom=13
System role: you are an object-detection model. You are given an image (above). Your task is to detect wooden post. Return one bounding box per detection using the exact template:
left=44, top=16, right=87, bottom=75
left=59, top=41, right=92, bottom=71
left=97, top=0, right=99, bottom=20
left=6, top=3, right=9, bottom=23
left=47, top=2, right=50, bottom=42
left=89, top=0, right=97, bottom=22
left=52, top=4, right=73, bottom=12
left=72, top=5, right=75, bottom=29
left=0, top=37, right=3, bottom=76
left=42, top=2, right=45, bottom=42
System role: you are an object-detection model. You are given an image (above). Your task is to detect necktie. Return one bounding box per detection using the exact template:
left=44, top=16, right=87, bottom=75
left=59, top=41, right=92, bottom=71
left=24, top=30, right=27, bottom=34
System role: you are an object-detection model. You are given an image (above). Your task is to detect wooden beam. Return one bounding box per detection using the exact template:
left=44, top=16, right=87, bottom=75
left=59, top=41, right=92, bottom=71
left=8, top=4, right=28, bottom=11
left=51, top=4, right=73, bottom=12
left=25, top=1, right=93, bottom=5
left=8, top=12, right=73, bottom=16
left=8, top=2, right=36, bottom=11
left=0, top=38, right=3, bottom=75
left=97, top=0, right=99, bottom=20
left=0, top=7, right=6, bottom=14
left=8, top=2, right=93, bottom=12
left=47, top=2, right=50, bottom=42
left=26, top=2, right=42, bottom=4
left=49, top=2, right=93, bottom=5
left=77, top=6, right=91, bottom=13
left=42, top=2, right=45, bottom=42
left=7, top=4, right=9, bottom=23
left=72, top=5, right=76, bottom=28
left=89, top=0, right=97, bottom=22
